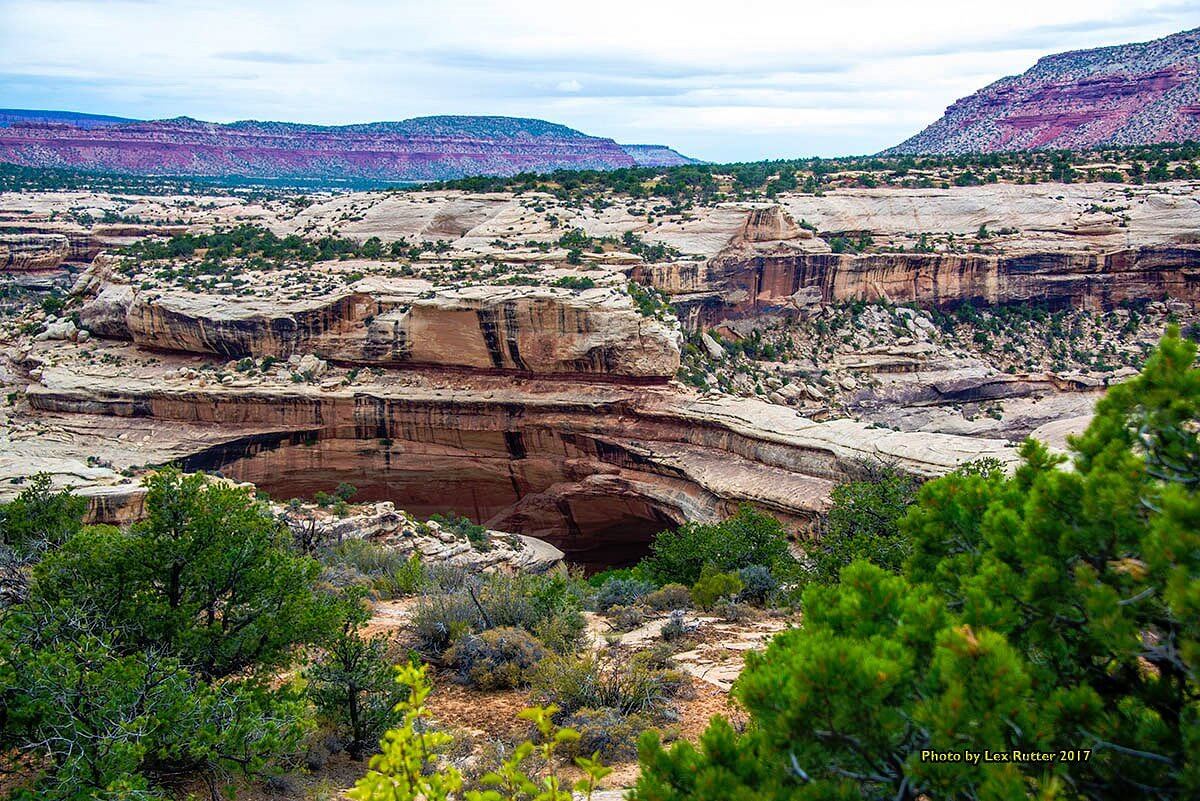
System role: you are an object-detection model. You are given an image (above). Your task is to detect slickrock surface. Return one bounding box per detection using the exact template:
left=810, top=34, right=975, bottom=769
left=278, top=501, right=564, bottom=573
left=888, top=27, right=1200, bottom=154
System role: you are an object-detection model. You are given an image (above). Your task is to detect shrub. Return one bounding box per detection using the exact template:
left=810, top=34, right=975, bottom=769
left=350, top=663, right=611, bottom=801
left=444, top=627, right=547, bottom=690
left=412, top=591, right=479, bottom=655
left=532, top=651, right=674, bottom=718
left=412, top=572, right=586, bottom=656
left=306, top=599, right=407, bottom=760
left=0, top=468, right=339, bottom=798
left=711, top=598, right=750, bottom=622
left=586, top=564, right=651, bottom=588
left=594, top=577, right=654, bottom=611
left=319, top=540, right=424, bottom=599
left=564, top=707, right=653, bottom=761
left=644, top=506, right=792, bottom=585
left=372, top=555, right=425, bottom=598
left=429, top=512, right=491, bottom=551
left=735, top=565, right=777, bottom=604
left=691, top=568, right=743, bottom=610
left=644, top=583, right=691, bottom=611
left=0, top=473, right=86, bottom=556
left=552, top=275, right=597, bottom=290
left=609, top=604, right=646, bottom=632
left=660, top=610, right=688, bottom=641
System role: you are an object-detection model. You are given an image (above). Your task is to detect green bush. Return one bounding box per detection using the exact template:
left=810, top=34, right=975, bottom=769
left=0, top=468, right=340, bottom=799
left=644, top=505, right=792, bottom=585
left=691, top=568, right=743, bottom=610
left=350, top=663, right=611, bottom=801
left=412, top=571, right=586, bottom=656
left=306, top=598, right=407, bottom=760
left=411, top=591, right=479, bottom=655
left=532, top=651, right=675, bottom=718
left=594, top=577, right=653, bottom=611
left=564, top=707, right=655, bottom=761
left=428, top=512, right=491, bottom=551
left=319, top=539, right=424, bottom=599
left=644, top=583, right=691, bottom=611
left=444, top=626, right=547, bottom=690
left=586, top=564, right=651, bottom=588
left=609, top=604, right=646, bottom=632
left=735, top=565, right=777, bottom=604
left=0, top=473, right=86, bottom=556
left=660, top=610, right=688, bottom=641
left=809, top=464, right=920, bottom=583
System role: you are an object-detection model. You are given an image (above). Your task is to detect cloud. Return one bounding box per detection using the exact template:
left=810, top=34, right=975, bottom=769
left=215, top=50, right=326, bottom=65
left=0, top=0, right=1197, bottom=160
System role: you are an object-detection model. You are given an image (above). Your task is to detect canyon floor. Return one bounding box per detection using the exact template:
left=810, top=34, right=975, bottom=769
left=2, top=174, right=1198, bottom=795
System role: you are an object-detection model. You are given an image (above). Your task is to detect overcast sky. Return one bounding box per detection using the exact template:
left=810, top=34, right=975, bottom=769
left=1, top=0, right=1198, bottom=162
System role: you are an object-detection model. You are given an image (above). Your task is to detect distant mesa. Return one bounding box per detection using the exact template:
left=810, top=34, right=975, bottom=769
left=886, top=27, right=1200, bottom=154
left=0, top=109, right=698, bottom=182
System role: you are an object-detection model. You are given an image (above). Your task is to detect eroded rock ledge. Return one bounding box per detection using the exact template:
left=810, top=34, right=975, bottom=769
left=646, top=245, right=1200, bottom=325
left=79, top=277, right=681, bottom=379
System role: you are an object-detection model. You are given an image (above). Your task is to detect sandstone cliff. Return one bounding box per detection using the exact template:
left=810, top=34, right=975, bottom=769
left=79, top=280, right=682, bottom=379
left=666, top=244, right=1200, bottom=323
left=0, top=233, right=70, bottom=271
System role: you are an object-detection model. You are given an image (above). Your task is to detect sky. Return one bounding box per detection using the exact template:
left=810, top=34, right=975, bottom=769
left=1, top=0, right=1198, bottom=162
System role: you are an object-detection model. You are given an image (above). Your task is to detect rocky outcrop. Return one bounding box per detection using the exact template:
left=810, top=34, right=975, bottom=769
left=79, top=281, right=682, bottom=379
left=0, top=233, right=70, bottom=271
left=279, top=501, right=563, bottom=573
left=736, top=206, right=809, bottom=243
left=352, top=286, right=681, bottom=377
left=667, top=245, right=1200, bottom=323
left=887, top=27, right=1200, bottom=154
left=0, top=111, right=692, bottom=182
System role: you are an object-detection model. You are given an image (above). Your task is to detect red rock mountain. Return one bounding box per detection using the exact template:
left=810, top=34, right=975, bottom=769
left=886, top=27, right=1200, bottom=154
left=0, top=111, right=695, bottom=182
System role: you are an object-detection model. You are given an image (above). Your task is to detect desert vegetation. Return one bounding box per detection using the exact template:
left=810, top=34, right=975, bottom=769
left=430, top=141, right=1200, bottom=204
left=0, top=332, right=1196, bottom=800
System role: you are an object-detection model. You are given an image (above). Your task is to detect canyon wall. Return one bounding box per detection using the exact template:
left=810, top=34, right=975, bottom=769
left=645, top=245, right=1200, bottom=323
left=0, top=233, right=70, bottom=271
left=24, top=373, right=1016, bottom=557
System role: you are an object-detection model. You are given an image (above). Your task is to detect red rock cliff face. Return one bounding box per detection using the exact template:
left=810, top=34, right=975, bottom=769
left=674, top=246, right=1200, bottom=321
left=887, top=27, right=1200, bottom=154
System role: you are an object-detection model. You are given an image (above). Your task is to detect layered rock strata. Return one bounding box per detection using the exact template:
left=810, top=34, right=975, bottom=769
left=887, top=27, right=1200, bottom=153
left=21, top=362, right=1017, bottom=560
left=79, top=280, right=681, bottom=379
left=650, top=245, right=1200, bottom=325
left=1, top=233, right=70, bottom=271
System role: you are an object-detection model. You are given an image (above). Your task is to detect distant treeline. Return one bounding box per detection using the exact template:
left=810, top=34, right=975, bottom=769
left=2, top=140, right=1199, bottom=200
